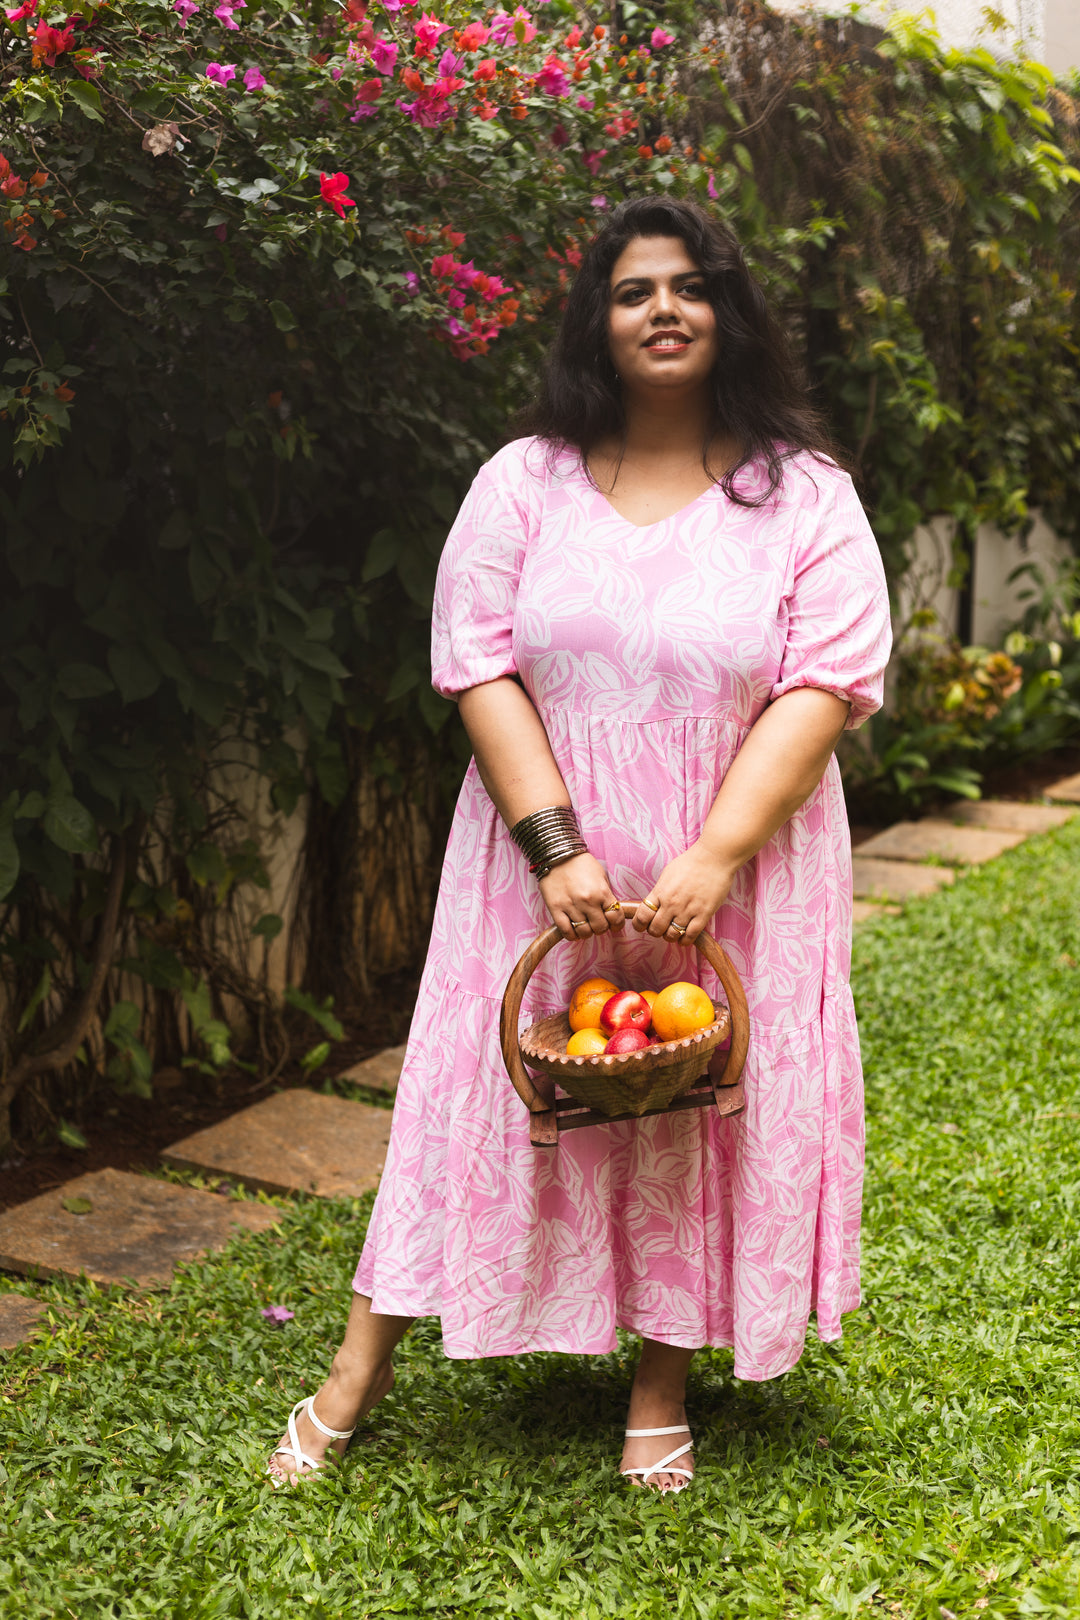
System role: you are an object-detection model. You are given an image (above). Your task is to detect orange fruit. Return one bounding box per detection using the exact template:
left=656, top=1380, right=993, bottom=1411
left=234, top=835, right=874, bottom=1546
left=639, top=990, right=658, bottom=1012
left=650, top=982, right=715, bottom=1043
left=566, top=1027, right=609, bottom=1057
left=568, top=976, right=620, bottom=1032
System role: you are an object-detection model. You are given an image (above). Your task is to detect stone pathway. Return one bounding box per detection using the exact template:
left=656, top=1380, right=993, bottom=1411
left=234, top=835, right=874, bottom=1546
left=853, top=785, right=1077, bottom=921
left=161, top=1088, right=392, bottom=1198
left=0, top=1293, right=51, bottom=1350
left=0, top=1168, right=281, bottom=1289
left=333, top=1043, right=405, bottom=1095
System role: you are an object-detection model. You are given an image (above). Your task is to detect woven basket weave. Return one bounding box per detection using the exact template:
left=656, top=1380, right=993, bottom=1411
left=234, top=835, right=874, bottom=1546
left=500, top=905, right=749, bottom=1123
left=520, top=1006, right=731, bottom=1117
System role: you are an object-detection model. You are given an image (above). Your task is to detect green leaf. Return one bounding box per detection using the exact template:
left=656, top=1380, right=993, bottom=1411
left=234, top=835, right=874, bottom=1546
left=17, top=791, right=47, bottom=820
left=285, top=986, right=344, bottom=1041
left=252, top=912, right=284, bottom=941
left=57, top=1120, right=88, bottom=1150
left=300, top=1041, right=331, bottom=1072
left=107, top=646, right=161, bottom=705
left=62, top=1196, right=93, bottom=1214
left=361, top=528, right=398, bottom=582
left=57, top=663, right=115, bottom=700
left=186, top=843, right=228, bottom=885
left=17, top=964, right=52, bottom=1033
left=268, top=300, right=298, bottom=332
left=67, top=79, right=104, bottom=121
left=104, top=999, right=142, bottom=1041
left=43, top=793, right=98, bottom=855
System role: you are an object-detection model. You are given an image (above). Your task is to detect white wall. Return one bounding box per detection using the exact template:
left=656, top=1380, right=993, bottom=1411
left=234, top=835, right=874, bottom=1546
left=896, top=514, right=1074, bottom=645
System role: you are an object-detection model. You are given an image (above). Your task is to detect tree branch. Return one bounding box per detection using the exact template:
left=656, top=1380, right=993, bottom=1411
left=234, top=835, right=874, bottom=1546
left=0, top=839, right=127, bottom=1126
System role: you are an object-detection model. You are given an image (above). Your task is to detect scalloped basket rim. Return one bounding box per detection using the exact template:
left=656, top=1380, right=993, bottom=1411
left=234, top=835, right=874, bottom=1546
left=520, top=1006, right=730, bottom=1071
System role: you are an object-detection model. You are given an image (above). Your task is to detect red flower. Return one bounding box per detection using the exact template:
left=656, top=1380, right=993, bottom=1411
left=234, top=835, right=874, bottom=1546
left=319, top=171, right=356, bottom=218
left=1, top=172, right=27, bottom=198
left=31, top=17, right=75, bottom=65
left=4, top=0, right=38, bottom=18
left=473, top=56, right=496, bottom=81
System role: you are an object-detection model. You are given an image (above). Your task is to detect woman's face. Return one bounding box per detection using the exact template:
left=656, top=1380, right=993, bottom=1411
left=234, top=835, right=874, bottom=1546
left=606, top=234, right=719, bottom=395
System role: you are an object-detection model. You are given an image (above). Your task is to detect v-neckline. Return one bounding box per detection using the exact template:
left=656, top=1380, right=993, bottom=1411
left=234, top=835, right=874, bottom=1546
left=578, top=463, right=721, bottom=532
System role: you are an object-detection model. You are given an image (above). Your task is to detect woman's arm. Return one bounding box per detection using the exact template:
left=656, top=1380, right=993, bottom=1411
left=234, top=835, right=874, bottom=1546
left=632, top=686, right=850, bottom=944
left=458, top=677, right=624, bottom=939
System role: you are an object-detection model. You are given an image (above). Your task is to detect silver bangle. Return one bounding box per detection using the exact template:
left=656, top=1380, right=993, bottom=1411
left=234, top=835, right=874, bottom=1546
left=509, top=806, right=588, bottom=881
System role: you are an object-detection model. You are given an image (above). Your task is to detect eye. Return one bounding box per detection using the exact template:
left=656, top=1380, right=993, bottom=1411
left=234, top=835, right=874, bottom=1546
left=617, top=286, right=649, bottom=304
left=680, top=280, right=705, bottom=298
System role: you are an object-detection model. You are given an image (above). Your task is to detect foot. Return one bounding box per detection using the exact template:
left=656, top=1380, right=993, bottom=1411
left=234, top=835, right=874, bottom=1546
left=620, top=1389, right=694, bottom=1494
left=267, top=1353, right=395, bottom=1485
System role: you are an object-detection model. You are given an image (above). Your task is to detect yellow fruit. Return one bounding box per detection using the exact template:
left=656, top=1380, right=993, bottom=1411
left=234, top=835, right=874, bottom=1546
left=639, top=990, right=658, bottom=1012
left=650, top=982, right=715, bottom=1043
left=568, top=976, right=620, bottom=1032
left=566, top=1027, right=609, bottom=1056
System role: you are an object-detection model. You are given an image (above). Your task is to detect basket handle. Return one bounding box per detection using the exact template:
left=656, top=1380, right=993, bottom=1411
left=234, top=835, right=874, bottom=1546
left=499, top=903, right=750, bottom=1114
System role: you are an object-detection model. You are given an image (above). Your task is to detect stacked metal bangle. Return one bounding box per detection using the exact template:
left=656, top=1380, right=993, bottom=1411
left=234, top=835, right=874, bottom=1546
left=509, top=806, right=588, bottom=881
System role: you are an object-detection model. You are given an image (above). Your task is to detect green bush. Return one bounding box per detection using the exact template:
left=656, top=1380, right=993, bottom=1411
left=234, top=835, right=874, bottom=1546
left=2, top=0, right=1080, bottom=1142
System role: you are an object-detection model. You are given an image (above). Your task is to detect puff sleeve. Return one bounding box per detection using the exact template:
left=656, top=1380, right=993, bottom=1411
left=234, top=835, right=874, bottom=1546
left=430, top=441, right=543, bottom=700
left=770, top=466, right=892, bottom=730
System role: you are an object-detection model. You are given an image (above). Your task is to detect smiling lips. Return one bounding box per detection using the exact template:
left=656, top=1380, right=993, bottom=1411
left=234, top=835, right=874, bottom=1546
left=645, top=330, right=690, bottom=351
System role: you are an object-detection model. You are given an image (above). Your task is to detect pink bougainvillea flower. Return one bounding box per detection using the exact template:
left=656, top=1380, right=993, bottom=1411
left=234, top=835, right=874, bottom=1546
left=260, top=1305, right=295, bottom=1325
left=172, top=0, right=199, bottom=23
left=650, top=26, right=675, bottom=48
left=582, top=147, right=606, bottom=174
left=489, top=6, right=535, bottom=45
left=534, top=54, right=569, bottom=97
left=31, top=18, right=75, bottom=65
left=242, top=65, right=265, bottom=90
left=446, top=287, right=466, bottom=309
left=707, top=171, right=718, bottom=200
left=430, top=251, right=456, bottom=277
left=5, top=0, right=39, bottom=19
left=457, top=19, right=488, bottom=50
left=564, top=23, right=581, bottom=47
left=550, top=121, right=568, bottom=147
left=215, top=222, right=228, bottom=240
left=214, top=0, right=244, bottom=26
left=72, top=45, right=102, bottom=74
left=473, top=56, right=496, bottom=81
left=473, top=97, right=498, bottom=120
left=1, top=171, right=27, bottom=198
left=319, top=170, right=356, bottom=217
left=403, top=270, right=420, bottom=295
left=590, top=194, right=608, bottom=209
left=576, top=93, right=593, bottom=109
left=437, top=46, right=462, bottom=76
left=205, top=61, right=237, bottom=83
left=412, top=10, right=449, bottom=56
left=369, top=36, right=397, bottom=73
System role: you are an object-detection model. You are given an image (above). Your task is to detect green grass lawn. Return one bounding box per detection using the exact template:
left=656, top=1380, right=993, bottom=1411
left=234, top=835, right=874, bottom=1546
left=3, top=823, right=1080, bottom=1619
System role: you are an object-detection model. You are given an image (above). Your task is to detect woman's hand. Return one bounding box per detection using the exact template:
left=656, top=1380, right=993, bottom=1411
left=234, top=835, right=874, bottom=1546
left=630, top=843, right=737, bottom=947
left=539, top=853, right=626, bottom=942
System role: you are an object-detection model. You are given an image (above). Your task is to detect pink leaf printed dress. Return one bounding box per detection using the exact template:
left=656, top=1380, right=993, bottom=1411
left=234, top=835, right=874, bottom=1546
left=354, top=437, right=892, bottom=1380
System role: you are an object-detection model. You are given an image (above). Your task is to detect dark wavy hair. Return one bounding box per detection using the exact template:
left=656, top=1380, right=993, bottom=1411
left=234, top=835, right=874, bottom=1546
left=517, top=196, right=840, bottom=506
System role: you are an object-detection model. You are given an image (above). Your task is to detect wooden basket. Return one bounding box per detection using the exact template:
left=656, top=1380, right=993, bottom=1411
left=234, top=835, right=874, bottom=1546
left=500, top=904, right=749, bottom=1145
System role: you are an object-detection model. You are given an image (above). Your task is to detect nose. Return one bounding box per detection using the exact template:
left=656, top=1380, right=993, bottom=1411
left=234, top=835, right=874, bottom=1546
left=650, top=282, right=679, bottom=322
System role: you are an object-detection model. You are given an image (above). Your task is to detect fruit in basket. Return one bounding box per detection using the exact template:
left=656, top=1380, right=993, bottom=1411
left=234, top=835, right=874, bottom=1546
left=568, top=977, right=620, bottom=1032
left=650, top=982, right=716, bottom=1042
left=605, top=1026, right=653, bottom=1055
left=566, top=1027, right=610, bottom=1057
left=599, top=990, right=652, bottom=1035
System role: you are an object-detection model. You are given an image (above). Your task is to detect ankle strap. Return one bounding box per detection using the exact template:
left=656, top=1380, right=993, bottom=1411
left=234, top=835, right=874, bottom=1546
left=625, top=1425, right=691, bottom=1439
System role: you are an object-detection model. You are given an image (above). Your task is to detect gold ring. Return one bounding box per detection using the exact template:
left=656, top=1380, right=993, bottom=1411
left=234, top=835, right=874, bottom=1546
left=604, top=901, right=621, bottom=914
left=571, top=919, right=589, bottom=931
left=641, top=898, right=660, bottom=912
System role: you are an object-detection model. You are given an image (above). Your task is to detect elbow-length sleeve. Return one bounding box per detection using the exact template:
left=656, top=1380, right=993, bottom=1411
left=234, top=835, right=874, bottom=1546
left=430, top=441, right=541, bottom=700
left=771, top=466, right=893, bottom=730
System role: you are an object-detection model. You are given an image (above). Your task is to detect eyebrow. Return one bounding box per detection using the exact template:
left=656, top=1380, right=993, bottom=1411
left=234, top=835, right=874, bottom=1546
left=611, top=271, right=703, bottom=293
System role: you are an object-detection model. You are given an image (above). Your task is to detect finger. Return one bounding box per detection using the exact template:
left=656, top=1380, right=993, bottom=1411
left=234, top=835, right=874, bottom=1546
left=665, top=915, right=692, bottom=946
left=579, top=898, right=611, bottom=936
left=603, top=898, right=627, bottom=931
left=632, top=896, right=661, bottom=933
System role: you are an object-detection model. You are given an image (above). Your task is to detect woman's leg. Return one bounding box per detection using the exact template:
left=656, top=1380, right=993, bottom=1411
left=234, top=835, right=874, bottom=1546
left=268, top=1293, right=414, bottom=1482
left=620, top=1338, right=697, bottom=1492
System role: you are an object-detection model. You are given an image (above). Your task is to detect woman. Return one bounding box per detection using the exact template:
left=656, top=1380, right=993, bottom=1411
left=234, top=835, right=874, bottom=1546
left=269, top=196, right=891, bottom=1493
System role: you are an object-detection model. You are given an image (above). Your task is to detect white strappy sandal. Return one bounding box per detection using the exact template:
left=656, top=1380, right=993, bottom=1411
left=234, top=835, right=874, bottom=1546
left=620, top=1424, right=695, bottom=1494
left=267, top=1396, right=355, bottom=1486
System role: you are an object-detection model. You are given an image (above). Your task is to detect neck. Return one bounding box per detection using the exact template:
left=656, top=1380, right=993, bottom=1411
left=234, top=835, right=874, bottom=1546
left=619, top=383, right=714, bottom=460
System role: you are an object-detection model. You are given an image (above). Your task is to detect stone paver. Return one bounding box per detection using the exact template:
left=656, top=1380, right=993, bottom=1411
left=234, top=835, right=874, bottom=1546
left=852, top=857, right=955, bottom=902
left=161, top=1088, right=392, bottom=1198
left=334, top=1043, right=405, bottom=1095
left=943, top=799, right=1075, bottom=834
left=0, top=1169, right=281, bottom=1289
left=0, top=1294, right=50, bottom=1350
left=852, top=900, right=901, bottom=925
left=1046, top=772, right=1080, bottom=803
left=856, top=820, right=1025, bottom=865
